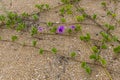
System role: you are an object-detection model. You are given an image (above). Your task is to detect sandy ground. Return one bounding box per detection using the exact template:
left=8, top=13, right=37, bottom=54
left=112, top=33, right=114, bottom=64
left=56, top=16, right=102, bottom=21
left=0, top=0, right=120, bottom=80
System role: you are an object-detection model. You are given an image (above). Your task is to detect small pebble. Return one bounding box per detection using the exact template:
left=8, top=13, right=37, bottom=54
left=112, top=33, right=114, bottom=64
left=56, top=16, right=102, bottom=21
left=56, top=21, right=59, bottom=23
left=96, top=75, right=99, bottom=77
left=109, top=46, right=112, bottom=49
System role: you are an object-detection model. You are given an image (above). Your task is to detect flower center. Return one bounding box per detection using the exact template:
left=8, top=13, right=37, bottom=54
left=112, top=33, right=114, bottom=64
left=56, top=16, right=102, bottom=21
left=59, top=29, right=62, bottom=32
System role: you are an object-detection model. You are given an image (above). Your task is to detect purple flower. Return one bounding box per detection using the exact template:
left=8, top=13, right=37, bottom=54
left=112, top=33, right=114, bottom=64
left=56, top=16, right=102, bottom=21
left=70, top=25, right=75, bottom=30
left=57, top=26, right=65, bottom=34
left=38, top=26, right=43, bottom=32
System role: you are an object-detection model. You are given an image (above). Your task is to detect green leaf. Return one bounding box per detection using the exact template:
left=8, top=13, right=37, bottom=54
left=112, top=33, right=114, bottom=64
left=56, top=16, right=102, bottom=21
left=67, top=29, right=72, bottom=34
left=67, top=10, right=72, bottom=14
left=11, top=35, right=18, bottom=42
left=65, top=4, right=73, bottom=14
left=61, top=18, right=66, bottom=23
left=60, top=4, right=73, bottom=15
left=112, top=13, right=116, bottom=18
left=80, top=33, right=91, bottom=41
left=70, top=52, right=76, bottom=57
left=112, top=35, right=118, bottom=42
left=45, top=4, right=50, bottom=9
left=101, top=43, right=107, bottom=49
left=16, top=23, right=26, bottom=31
left=61, top=0, right=70, bottom=4
left=50, top=26, right=57, bottom=33
left=31, top=26, right=38, bottom=36
left=16, top=17, right=22, bottom=23
left=39, top=48, right=44, bottom=54
left=85, top=33, right=91, bottom=41
left=100, top=58, right=107, bottom=65
left=92, top=14, right=97, bottom=20
left=65, top=4, right=72, bottom=11
left=32, top=14, right=39, bottom=20
left=60, top=7, right=65, bottom=15
left=107, top=11, right=112, bottom=15
left=81, top=62, right=87, bottom=68
left=76, top=15, right=85, bottom=22
left=81, top=62, right=92, bottom=74
left=47, top=22, right=53, bottom=27
left=32, top=40, right=37, bottom=47
left=101, top=2, right=106, bottom=7
left=75, top=24, right=81, bottom=32
left=7, top=12, right=18, bottom=20
left=104, top=23, right=115, bottom=30
left=6, top=19, right=15, bottom=28
left=35, top=4, right=44, bottom=11
left=21, top=12, right=29, bottom=17
left=89, top=54, right=98, bottom=60
left=85, top=66, right=92, bottom=74
left=92, top=46, right=99, bottom=53
left=113, top=46, right=120, bottom=54
left=51, top=47, right=57, bottom=54
left=100, top=32, right=111, bottom=42
left=0, top=15, right=5, bottom=22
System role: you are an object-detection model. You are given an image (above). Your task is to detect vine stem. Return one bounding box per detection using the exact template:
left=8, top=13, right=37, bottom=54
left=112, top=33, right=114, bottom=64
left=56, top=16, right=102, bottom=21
left=103, top=67, right=113, bottom=80
left=73, top=2, right=113, bottom=80
left=0, top=38, right=119, bottom=75
left=0, top=1, right=119, bottom=79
